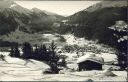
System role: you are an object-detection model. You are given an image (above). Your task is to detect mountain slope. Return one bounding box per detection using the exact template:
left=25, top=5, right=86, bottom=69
left=68, top=1, right=127, bottom=24
left=0, top=8, right=31, bottom=35
left=0, top=0, right=32, bottom=14
left=84, top=1, right=127, bottom=12
left=0, top=1, right=64, bottom=35
left=32, top=8, right=64, bottom=21
left=0, top=0, right=14, bottom=9
left=62, top=1, right=127, bottom=46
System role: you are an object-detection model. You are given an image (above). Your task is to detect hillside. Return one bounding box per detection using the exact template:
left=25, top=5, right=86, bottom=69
left=0, top=0, right=64, bottom=35
left=30, top=8, right=64, bottom=33
left=84, top=1, right=127, bottom=12
left=61, top=1, right=127, bottom=46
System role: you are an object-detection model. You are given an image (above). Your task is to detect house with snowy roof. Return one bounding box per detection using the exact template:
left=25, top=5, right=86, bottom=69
left=77, top=54, right=104, bottom=71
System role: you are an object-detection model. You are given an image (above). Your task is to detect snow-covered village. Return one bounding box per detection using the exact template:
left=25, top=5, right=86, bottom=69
left=0, top=0, right=127, bottom=81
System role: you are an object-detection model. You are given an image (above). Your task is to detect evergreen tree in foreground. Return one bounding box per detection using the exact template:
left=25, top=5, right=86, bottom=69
left=22, top=42, right=33, bottom=59
left=108, top=21, right=127, bottom=70
left=9, top=46, right=15, bottom=57
left=49, top=40, right=59, bottom=63
left=9, top=45, right=20, bottom=57
left=14, top=45, right=20, bottom=57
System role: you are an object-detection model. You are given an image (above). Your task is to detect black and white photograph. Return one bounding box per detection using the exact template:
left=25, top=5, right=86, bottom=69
left=0, top=0, right=127, bottom=81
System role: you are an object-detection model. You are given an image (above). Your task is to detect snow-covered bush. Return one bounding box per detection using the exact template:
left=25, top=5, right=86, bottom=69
left=0, top=54, right=5, bottom=61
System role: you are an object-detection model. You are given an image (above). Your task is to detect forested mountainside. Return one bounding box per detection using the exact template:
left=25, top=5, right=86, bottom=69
left=59, top=1, right=127, bottom=45
left=0, top=0, right=64, bottom=35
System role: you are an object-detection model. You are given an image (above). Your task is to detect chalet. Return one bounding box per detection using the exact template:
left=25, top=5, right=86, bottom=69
left=77, top=54, right=104, bottom=71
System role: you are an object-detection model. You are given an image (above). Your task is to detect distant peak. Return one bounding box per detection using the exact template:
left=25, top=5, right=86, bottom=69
left=3, top=0, right=15, bottom=5
left=32, top=7, right=42, bottom=12
left=83, top=1, right=127, bottom=12
left=31, top=8, right=59, bottom=16
left=0, top=0, right=17, bottom=9
left=10, top=4, right=17, bottom=8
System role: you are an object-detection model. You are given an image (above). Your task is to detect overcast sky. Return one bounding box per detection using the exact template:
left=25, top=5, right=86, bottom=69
left=15, top=1, right=100, bottom=16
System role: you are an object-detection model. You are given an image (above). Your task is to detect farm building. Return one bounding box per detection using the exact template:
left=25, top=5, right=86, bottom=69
left=77, top=54, right=104, bottom=71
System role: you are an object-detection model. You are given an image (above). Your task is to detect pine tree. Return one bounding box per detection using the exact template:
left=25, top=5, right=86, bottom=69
left=40, top=44, right=47, bottom=60
left=9, top=46, right=15, bottom=57
left=14, top=45, right=20, bottom=57
left=49, top=40, right=56, bottom=52
left=42, top=44, right=47, bottom=52
left=33, top=44, right=39, bottom=58
left=22, top=42, right=33, bottom=59
left=49, top=40, right=59, bottom=63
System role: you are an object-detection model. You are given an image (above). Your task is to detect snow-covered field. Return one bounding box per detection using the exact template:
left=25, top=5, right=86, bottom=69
left=0, top=56, right=127, bottom=81
left=0, top=55, right=50, bottom=81
left=0, top=55, right=127, bottom=81
left=0, top=34, right=127, bottom=81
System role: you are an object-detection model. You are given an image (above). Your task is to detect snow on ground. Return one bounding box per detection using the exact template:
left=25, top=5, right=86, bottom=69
left=62, top=51, right=117, bottom=64
left=4, top=56, right=50, bottom=70
left=42, top=34, right=58, bottom=42
left=32, top=71, right=127, bottom=81
left=62, top=34, right=117, bottom=63
left=0, top=52, right=10, bottom=56
left=10, top=4, right=17, bottom=8
left=0, top=54, right=50, bottom=81
left=0, top=34, right=126, bottom=81
left=0, top=51, right=126, bottom=81
left=63, top=34, right=88, bottom=46
left=76, top=54, right=104, bottom=64
left=99, top=53, right=117, bottom=63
